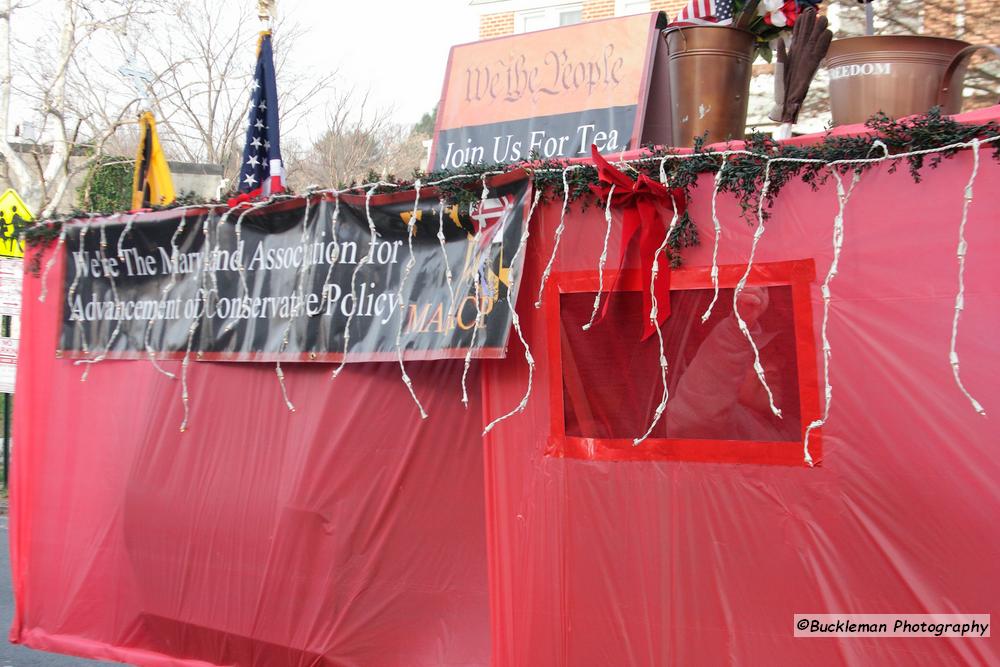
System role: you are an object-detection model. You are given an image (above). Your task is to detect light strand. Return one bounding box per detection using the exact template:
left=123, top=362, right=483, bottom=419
left=534, top=166, right=580, bottom=308
left=732, top=158, right=783, bottom=419
left=65, top=225, right=90, bottom=355
left=799, top=141, right=888, bottom=463
left=395, top=180, right=428, bottom=418
left=274, top=195, right=315, bottom=413
left=483, top=188, right=543, bottom=434
left=38, top=224, right=67, bottom=303
left=633, top=193, right=682, bottom=445
left=802, top=167, right=862, bottom=465
left=332, top=182, right=398, bottom=379
left=949, top=138, right=987, bottom=416
left=702, top=157, right=728, bottom=322
left=142, top=210, right=190, bottom=380
left=437, top=198, right=456, bottom=315
left=313, top=193, right=341, bottom=317
left=76, top=222, right=125, bottom=380
left=460, top=190, right=491, bottom=407
left=582, top=183, right=616, bottom=331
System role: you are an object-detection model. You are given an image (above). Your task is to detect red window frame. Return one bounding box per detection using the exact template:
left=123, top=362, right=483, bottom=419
left=543, top=259, right=822, bottom=466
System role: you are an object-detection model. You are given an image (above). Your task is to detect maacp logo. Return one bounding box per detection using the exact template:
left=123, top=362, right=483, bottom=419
left=0, top=189, right=32, bottom=259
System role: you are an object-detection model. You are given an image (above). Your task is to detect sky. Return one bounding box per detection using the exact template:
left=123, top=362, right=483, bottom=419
left=289, top=0, right=479, bottom=127
left=7, top=0, right=481, bottom=143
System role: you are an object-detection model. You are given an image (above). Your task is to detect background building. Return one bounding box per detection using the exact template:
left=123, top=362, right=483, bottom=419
left=471, top=0, right=1000, bottom=136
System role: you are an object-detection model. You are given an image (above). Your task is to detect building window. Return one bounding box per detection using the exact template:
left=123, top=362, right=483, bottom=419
left=544, top=260, right=821, bottom=466
left=515, top=3, right=583, bottom=33
left=616, top=0, right=651, bottom=15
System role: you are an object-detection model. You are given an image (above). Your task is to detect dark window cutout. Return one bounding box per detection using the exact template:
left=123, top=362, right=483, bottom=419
left=560, top=286, right=802, bottom=443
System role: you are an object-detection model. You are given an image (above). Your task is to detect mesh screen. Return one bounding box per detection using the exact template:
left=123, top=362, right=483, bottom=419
left=560, top=286, right=802, bottom=442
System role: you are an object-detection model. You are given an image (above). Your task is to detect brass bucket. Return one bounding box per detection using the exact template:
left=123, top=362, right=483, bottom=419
left=664, top=26, right=756, bottom=147
left=825, top=35, right=1000, bottom=126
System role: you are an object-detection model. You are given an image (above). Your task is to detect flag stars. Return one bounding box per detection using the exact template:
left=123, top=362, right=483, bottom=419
left=243, top=173, right=257, bottom=187
left=254, top=118, right=265, bottom=130
left=246, top=154, right=260, bottom=168
left=258, top=100, right=266, bottom=111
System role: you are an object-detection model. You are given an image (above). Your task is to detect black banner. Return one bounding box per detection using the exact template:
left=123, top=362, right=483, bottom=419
left=60, top=174, right=532, bottom=363
left=432, top=105, right=638, bottom=170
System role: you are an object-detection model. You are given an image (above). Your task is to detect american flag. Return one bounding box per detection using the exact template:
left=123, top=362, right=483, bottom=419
left=237, top=31, right=284, bottom=197
left=674, top=0, right=734, bottom=25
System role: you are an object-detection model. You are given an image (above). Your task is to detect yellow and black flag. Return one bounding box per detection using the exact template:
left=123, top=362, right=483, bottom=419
left=132, top=111, right=175, bottom=210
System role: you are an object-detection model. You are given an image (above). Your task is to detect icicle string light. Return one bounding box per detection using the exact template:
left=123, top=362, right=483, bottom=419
left=395, top=180, right=428, bottom=419
left=116, top=214, right=136, bottom=260
left=41, top=133, right=997, bottom=440
left=582, top=183, right=616, bottom=331
left=65, top=225, right=90, bottom=355
left=461, top=199, right=490, bottom=407
left=76, top=223, right=124, bottom=381
left=800, top=141, right=887, bottom=464
left=332, top=182, right=399, bottom=380
left=221, top=201, right=269, bottom=335
left=142, top=210, right=190, bottom=380
left=38, top=224, right=66, bottom=303
left=949, top=138, right=987, bottom=416
left=437, top=198, right=456, bottom=315
left=179, top=233, right=213, bottom=432
left=802, top=168, right=861, bottom=465
left=313, top=194, right=341, bottom=317
left=633, top=195, right=682, bottom=446
left=534, top=165, right=580, bottom=308
left=273, top=195, right=315, bottom=413
left=732, top=158, right=783, bottom=419
left=702, top=157, right=729, bottom=323
left=483, top=188, right=543, bottom=435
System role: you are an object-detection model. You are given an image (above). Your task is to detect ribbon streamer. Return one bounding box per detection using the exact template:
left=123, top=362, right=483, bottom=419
left=589, top=146, right=686, bottom=340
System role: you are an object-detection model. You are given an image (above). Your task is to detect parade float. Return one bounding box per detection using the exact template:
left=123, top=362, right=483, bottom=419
left=8, top=3, right=1000, bottom=665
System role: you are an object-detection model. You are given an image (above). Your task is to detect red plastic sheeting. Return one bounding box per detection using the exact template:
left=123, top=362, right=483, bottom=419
left=10, top=108, right=1000, bottom=666
left=10, top=256, right=490, bottom=665
left=483, top=119, right=1000, bottom=664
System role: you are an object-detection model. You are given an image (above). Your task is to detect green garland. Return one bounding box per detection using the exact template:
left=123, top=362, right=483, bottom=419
left=20, top=109, right=1000, bottom=276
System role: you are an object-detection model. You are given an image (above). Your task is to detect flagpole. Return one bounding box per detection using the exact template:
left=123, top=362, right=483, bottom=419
left=258, top=0, right=275, bottom=28
left=859, top=0, right=875, bottom=37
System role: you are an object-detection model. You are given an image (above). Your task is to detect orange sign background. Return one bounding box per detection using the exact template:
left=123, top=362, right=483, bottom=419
left=437, top=13, right=659, bottom=130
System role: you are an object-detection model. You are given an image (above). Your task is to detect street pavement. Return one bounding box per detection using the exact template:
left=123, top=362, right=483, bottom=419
left=0, top=516, right=121, bottom=666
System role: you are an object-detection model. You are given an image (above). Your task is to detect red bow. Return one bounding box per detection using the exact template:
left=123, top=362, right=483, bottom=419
left=588, top=145, right=686, bottom=340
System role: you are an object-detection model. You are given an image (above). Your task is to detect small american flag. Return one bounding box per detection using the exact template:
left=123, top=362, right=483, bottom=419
left=674, top=0, right=734, bottom=25
left=237, top=31, right=284, bottom=198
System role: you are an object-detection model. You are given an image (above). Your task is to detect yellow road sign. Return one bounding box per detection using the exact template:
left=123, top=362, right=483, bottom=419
left=0, top=189, right=31, bottom=259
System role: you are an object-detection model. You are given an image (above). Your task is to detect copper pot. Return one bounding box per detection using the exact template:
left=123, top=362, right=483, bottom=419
left=825, top=35, right=1000, bottom=126
left=664, top=26, right=756, bottom=147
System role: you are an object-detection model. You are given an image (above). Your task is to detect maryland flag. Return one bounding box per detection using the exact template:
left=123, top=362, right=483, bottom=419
left=132, top=111, right=175, bottom=210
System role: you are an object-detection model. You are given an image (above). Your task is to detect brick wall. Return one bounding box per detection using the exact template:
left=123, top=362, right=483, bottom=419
left=581, top=0, right=614, bottom=20
left=650, top=0, right=687, bottom=18
left=479, top=11, right=515, bottom=38
left=924, top=0, right=1000, bottom=42
left=477, top=1, right=691, bottom=38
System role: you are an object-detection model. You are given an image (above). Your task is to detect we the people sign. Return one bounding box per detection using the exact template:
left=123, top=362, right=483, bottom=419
left=431, top=12, right=663, bottom=169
